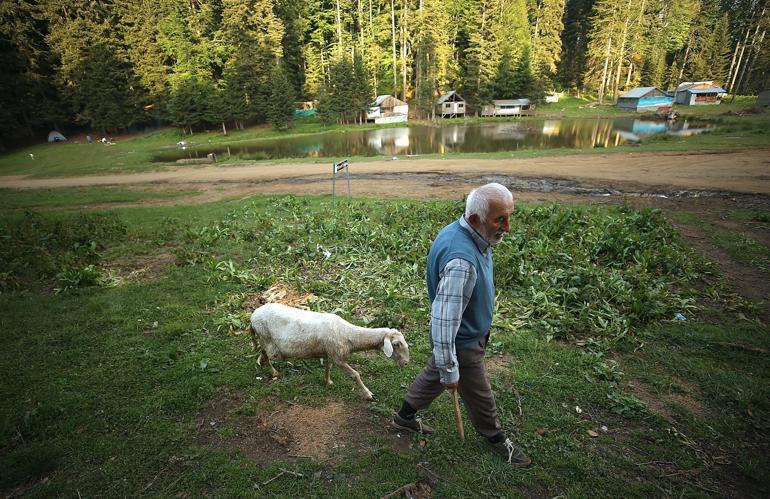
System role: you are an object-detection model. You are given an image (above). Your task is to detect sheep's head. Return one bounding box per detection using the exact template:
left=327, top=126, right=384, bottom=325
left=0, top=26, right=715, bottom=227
left=382, top=329, right=409, bottom=367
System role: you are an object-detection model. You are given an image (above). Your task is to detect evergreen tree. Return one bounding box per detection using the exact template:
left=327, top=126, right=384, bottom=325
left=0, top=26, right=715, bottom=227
left=683, top=1, right=731, bottom=83
left=532, top=0, right=566, bottom=87
left=267, top=62, right=295, bottom=130
left=166, top=76, right=215, bottom=134
left=43, top=1, right=146, bottom=132
left=0, top=0, right=63, bottom=144
left=558, top=0, right=594, bottom=92
left=317, top=54, right=370, bottom=124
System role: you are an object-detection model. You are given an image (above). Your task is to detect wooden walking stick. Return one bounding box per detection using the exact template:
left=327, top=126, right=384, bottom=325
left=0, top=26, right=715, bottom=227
left=450, top=388, right=465, bottom=441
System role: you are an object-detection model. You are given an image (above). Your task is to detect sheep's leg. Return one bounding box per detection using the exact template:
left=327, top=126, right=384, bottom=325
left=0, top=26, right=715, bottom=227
left=324, top=360, right=333, bottom=386
left=338, top=362, right=374, bottom=401
left=265, top=356, right=279, bottom=377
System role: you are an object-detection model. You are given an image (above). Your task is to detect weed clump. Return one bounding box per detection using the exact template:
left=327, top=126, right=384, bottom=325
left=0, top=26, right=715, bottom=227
left=0, top=211, right=127, bottom=291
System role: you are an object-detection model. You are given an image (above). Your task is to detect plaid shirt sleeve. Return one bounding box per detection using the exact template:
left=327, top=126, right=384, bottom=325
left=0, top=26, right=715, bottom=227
left=431, top=258, right=477, bottom=385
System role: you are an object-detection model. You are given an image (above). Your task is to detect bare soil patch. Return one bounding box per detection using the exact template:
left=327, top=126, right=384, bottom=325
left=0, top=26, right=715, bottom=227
left=195, top=388, right=412, bottom=467
left=485, top=355, right=514, bottom=376
left=244, top=282, right=316, bottom=311
left=626, top=381, right=706, bottom=423
left=106, top=253, right=175, bottom=284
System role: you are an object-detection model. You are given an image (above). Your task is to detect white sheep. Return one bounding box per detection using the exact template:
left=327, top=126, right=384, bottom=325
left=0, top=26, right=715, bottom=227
left=250, top=303, right=409, bottom=400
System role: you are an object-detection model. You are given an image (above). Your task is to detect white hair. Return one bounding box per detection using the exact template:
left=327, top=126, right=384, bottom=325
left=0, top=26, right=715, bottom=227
left=465, top=183, right=513, bottom=219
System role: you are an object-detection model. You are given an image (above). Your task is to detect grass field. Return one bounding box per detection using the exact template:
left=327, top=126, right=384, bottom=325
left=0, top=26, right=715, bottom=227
left=1, top=191, right=768, bottom=497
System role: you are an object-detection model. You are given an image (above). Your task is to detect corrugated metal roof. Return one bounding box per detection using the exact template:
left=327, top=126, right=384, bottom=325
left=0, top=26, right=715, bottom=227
left=372, top=95, right=407, bottom=107
left=373, top=95, right=391, bottom=106
left=676, top=81, right=715, bottom=92
left=493, top=99, right=531, bottom=105
left=620, top=87, right=664, bottom=98
left=437, top=90, right=464, bottom=104
left=688, top=87, right=727, bottom=94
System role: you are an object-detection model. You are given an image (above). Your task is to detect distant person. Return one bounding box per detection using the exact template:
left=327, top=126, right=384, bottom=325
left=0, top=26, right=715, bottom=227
left=392, top=183, right=531, bottom=467
left=86, top=135, right=92, bottom=144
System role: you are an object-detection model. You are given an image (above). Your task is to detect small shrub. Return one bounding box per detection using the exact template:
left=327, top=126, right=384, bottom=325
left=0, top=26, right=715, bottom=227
left=54, top=264, right=102, bottom=294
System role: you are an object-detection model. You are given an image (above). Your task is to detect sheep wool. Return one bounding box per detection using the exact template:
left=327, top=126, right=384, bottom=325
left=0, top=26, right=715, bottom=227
left=250, top=303, right=409, bottom=400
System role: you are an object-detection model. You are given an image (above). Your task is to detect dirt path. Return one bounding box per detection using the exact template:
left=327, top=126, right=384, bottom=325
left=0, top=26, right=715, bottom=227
left=2, top=149, right=769, bottom=200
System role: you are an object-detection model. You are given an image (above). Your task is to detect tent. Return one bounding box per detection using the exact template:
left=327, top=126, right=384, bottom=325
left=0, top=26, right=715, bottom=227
left=47, top=131, right=67, bottom=142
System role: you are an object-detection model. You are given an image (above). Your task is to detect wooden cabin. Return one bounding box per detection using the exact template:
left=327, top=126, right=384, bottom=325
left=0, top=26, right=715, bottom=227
left=436, top=91, right=466, bottom=118
left=367, top=95, right=408, bottom=123
left=617, top=87, right=673, bottom=112
left=480, top=99, right=531, bottom=117
left=674, top=82, right=726, bottom=105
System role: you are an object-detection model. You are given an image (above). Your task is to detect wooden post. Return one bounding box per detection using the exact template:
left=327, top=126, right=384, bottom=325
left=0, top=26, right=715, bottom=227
left=451, top=388, right=465, bottom=441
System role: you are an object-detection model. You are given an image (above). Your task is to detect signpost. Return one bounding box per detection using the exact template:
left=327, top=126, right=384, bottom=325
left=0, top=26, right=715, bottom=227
left=332, top=159, right=351, bottom=207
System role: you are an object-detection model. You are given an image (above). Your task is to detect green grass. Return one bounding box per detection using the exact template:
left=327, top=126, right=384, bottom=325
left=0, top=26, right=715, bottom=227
left=0, top=187, right=200, bottom=210
left=1, top=192, right=768, bottom=497
left=712, top=231, right=770, bottom=273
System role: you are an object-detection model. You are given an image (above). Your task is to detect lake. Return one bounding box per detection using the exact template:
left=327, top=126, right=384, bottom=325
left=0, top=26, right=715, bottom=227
left=154, top=118, right=714, bottom=162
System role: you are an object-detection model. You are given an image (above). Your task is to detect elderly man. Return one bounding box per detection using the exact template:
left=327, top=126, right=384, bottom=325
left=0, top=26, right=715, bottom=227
left=393, top=182, right=531, bottom=467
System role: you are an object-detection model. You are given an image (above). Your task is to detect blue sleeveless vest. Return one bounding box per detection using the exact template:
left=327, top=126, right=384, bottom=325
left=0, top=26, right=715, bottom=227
left=426, top=220, right=494, bottom=349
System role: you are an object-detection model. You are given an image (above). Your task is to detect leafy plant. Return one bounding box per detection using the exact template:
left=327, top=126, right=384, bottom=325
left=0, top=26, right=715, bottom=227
left=54, top=264, right=103, bottom=294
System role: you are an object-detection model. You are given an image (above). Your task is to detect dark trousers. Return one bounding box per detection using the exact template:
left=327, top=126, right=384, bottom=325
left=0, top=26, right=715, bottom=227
left=404, top=337, right=502, bottom=439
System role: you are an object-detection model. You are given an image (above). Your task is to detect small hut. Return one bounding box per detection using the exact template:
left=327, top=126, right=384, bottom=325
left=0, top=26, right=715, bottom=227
left=480, top=99, right=531, bottom=117
left=674, top=81, right=726, bottom=105
left=617, top=87, right=673, bottom=112
left=436, top=91, right=466, bottom=118
left=367, top=95, right=408, bottom=123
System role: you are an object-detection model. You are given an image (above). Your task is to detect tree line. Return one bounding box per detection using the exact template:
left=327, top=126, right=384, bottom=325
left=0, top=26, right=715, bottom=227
left=1, top=0, right=768, bottom=144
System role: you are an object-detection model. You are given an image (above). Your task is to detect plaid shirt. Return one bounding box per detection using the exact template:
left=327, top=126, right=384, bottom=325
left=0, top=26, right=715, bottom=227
left=431, top=216, right=490, bottom=385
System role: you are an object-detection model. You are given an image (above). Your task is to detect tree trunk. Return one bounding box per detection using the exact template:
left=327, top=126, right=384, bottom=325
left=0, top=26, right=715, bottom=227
left=221, top=122, right=227, bottom=135
left=727, top=23, right=753, bottom=92
left=401, top=1, right=408, bottom=101
left=625, top=62, right=633, bottom=88
left=336, top=0, right=343, bottom=56
left=741, top=29, right=766, bottom=93
left=598, top=35, right=612, bottom=103
left=679, top=34, right=692, bottom=81
left=730, top=24, right=765, bottom=97
left=391, top=0, right=398, bottom=95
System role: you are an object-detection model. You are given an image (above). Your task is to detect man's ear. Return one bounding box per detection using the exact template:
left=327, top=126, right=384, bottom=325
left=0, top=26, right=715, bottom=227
left=467, top=213, right=480, bottom=227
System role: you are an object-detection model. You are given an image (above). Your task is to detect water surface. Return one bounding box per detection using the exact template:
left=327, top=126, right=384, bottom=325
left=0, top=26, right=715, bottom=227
left=154, top=118, right=714, bottom=162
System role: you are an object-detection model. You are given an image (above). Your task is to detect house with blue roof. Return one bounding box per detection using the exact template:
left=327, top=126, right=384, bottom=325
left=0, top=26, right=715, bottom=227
left=674, top=81, right=727, bottom=105
left=617, top=87, right=673, bottom=112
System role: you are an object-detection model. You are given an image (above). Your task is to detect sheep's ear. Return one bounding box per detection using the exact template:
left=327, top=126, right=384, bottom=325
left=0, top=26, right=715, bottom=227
left=383, top=337, right=394, bottom=358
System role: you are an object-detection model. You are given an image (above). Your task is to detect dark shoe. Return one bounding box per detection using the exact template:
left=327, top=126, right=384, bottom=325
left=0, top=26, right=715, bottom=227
left=488, top=438, right=531, bottom=466
left=392, top=413, right=435, bottom=434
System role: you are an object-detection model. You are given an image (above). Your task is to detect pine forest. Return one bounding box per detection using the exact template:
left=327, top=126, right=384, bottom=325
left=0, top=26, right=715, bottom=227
left=1, top=0, right=768, bottom=138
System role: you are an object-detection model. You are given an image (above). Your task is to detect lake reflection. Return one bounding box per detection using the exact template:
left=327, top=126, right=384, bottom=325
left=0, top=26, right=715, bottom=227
left=155, top=118, right=714, bottom=162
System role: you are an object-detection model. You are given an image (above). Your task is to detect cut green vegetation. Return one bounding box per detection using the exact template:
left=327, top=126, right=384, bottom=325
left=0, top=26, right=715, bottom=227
left=1, top=193, right=767, bottom=497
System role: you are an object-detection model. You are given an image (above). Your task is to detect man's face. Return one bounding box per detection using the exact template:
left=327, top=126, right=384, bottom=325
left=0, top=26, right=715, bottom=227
left=473, top=197, right=513, bottom=245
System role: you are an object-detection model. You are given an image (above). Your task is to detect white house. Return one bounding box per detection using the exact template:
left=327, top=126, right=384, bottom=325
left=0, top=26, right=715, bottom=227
left=436, top=91, right=466, bottom=118
left=481, top=99, right=531, bottom=117
left=674, top=81, right=726, bottom=105
left=367, top=95, right=408, bottom=123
